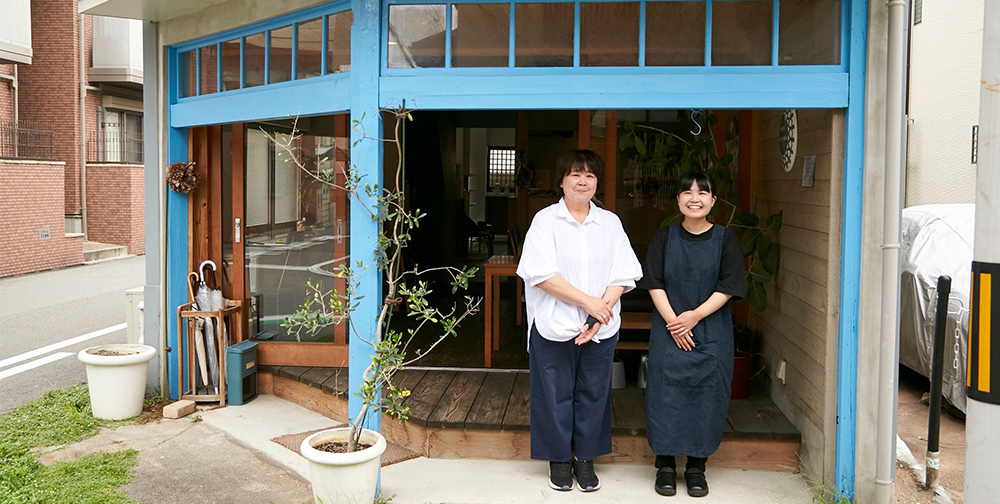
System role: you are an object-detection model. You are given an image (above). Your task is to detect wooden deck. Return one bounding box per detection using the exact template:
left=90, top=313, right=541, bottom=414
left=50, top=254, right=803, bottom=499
left=259, top=365, right=801, bottom=470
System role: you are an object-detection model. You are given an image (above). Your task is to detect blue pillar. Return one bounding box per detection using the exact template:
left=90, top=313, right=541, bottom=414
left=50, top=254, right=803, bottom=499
left=349, top=0, right=383, bottom=433
left=165, top=47, right=190, bottom=400
left=835, top=0, right=869, bottom=500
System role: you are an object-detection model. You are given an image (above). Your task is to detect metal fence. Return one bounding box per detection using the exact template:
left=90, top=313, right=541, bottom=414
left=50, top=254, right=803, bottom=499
left=87, top=129, right=143, bottom=164
left=0, top=120, right=54, bottom=160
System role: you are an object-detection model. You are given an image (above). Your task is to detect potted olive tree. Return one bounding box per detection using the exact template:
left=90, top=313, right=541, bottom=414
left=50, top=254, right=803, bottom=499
left=270, top=106, right=480, bottom=504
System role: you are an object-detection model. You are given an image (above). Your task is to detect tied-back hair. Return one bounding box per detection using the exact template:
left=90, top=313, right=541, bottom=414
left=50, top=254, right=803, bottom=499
left=676, top=170, right=716, bottom=197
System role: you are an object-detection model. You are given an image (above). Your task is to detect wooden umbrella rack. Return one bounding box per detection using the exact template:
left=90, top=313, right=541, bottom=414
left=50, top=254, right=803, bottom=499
left=176, top=300, right=243, bottom=405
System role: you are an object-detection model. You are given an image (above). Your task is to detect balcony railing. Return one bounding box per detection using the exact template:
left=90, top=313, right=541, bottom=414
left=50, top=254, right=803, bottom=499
left=87, top=130, right=144, bottom=164
left=0, top=120, right=54, bottom=160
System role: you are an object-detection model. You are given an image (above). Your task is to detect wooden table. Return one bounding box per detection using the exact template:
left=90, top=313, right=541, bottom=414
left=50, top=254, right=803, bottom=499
left=483, top=255, right=522, bottom=367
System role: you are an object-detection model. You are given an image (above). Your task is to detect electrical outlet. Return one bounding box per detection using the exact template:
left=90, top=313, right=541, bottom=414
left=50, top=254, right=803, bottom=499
left=777, top=360, right=787, bottom=385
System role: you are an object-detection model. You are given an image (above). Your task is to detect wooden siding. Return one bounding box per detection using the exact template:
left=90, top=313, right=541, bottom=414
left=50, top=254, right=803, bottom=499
left=754, top=110, right=843, bottom=456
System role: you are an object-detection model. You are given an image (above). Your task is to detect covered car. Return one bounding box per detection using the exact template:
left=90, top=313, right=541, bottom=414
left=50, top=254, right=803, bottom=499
left=899, top=203, right=973, bottom=413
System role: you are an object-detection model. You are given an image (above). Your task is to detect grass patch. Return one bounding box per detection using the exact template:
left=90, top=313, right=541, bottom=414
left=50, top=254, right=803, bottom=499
left=0, top=384, right=145, bottom=503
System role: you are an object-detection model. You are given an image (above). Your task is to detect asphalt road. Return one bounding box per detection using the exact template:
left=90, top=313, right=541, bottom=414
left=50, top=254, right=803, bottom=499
left=0, top=256, right=146, bottom=414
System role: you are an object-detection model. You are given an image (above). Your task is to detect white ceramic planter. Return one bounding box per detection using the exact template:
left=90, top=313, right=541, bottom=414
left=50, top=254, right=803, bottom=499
left=300, top=427, right=387, bottom=504
left=77, top=344, right=157, bottom=420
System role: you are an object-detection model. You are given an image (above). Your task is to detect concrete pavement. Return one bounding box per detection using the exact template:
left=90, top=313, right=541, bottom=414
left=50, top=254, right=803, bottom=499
left=36, top=394, right=815, bottom=504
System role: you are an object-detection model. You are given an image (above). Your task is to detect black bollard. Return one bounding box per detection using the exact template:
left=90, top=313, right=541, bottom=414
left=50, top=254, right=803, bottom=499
left=925, top=275, right=951, bottom=489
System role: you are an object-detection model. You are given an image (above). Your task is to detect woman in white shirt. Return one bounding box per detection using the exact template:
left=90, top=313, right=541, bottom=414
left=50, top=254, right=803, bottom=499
left=516, top=149, right=642, bottom=493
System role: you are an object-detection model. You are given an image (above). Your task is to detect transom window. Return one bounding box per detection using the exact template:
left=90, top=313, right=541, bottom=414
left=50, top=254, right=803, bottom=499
left=178, top=7, right=353, bottom=99
left=385, top=0, right=842, bottom=69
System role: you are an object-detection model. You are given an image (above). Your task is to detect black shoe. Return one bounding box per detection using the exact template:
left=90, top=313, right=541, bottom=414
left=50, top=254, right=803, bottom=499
left=549, top=461, right=573, bottom=491
left=654, top=467, right=677, bottom=496
left=573, top=458, right=601, bottom=492
left=684, top=467, right=709, bottom=497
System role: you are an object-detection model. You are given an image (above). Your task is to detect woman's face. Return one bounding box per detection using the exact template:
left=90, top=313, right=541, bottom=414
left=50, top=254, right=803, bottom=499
left=677, top=180, right=716, bottom=220
left=561, top=168, right=598, bottom=205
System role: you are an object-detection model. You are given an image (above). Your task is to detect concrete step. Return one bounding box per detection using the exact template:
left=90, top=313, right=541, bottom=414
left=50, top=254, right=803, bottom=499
left=83, top=241, right=129, bottom=262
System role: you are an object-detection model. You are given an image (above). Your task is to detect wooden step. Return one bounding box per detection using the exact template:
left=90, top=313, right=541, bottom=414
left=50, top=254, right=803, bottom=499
left=258, top=368, right=801, bottom=471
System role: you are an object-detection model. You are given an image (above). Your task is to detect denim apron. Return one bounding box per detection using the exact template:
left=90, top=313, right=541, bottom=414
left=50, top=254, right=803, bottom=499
left=646, top=224, right=733, bottom=458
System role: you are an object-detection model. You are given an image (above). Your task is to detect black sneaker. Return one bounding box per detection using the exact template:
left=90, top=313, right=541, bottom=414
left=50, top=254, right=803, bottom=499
left=549, top=461, right=573, bottom=491
left=684, top=467, right=709, bottom=497
left=573, top=458, right=601, bottom=492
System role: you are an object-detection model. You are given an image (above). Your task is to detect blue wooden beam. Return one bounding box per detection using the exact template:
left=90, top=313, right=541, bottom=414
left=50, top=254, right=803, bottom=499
left=835, top=0, right=869, bottom=500
left=380, top=72, right=849, bottom=110
left=350, top=0, right=383, bottom=435
left=170, top=75, right=351, bottom=128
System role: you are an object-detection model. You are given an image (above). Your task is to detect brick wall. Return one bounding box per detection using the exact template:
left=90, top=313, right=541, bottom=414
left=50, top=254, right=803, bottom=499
left=17, top=1, right=84, bottom=214
left=0, top=160, right=84, bottom=277
left=85, top=163, right=145, bottom=255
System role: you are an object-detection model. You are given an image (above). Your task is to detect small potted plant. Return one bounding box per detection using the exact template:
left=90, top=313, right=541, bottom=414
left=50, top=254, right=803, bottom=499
left=271, top=106, right=480, bottom=504
left=77, top=343, right=157, bottom=420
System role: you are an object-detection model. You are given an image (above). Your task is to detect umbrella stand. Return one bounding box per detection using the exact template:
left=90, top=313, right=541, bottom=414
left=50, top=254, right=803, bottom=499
left=176, top=298, right=243, bottom=406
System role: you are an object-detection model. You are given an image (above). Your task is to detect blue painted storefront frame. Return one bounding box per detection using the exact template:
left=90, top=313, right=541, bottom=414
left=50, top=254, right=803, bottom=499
left=162, top=0, right=868, bottom=499
left=834, top=0, right=869, bottom=500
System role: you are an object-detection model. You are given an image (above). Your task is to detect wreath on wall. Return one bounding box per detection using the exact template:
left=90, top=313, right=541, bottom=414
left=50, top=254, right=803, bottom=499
left=166, top=161, right=199, bottom=194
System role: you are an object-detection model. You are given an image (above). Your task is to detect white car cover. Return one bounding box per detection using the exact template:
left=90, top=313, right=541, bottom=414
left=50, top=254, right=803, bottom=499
left=899, top=204, right=974, bottom=413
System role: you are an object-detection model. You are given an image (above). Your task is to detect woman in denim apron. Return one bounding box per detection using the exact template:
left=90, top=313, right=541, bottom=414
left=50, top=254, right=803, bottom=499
left=639, top=171, right=745, bottom=498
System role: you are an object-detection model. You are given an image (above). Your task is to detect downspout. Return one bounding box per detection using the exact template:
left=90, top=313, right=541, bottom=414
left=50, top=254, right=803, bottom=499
left=80, top=13, right=88, bottom=239
left=874, top=1, right=909, bottom=503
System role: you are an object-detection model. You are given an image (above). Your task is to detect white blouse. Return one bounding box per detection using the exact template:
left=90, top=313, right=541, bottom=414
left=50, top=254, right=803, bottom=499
left=516, top=199, right=643, bottom=343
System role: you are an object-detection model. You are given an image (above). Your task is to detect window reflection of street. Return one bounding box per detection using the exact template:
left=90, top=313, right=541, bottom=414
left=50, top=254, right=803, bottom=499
left=248, top=233, right=348, bottom=342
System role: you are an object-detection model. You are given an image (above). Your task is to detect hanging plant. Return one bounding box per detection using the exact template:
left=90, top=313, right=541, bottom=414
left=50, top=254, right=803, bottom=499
left=166, top=161, right=199, bottom=194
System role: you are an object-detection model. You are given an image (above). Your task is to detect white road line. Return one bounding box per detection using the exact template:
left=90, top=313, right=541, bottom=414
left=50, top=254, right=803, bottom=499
left=0, top=323, right=127, bottom=370
left=0, top=352, right=75, bottom=380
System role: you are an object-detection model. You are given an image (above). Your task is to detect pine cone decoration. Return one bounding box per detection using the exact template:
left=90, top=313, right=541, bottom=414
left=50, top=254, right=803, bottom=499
left=166, top=161, right=199, bottom=194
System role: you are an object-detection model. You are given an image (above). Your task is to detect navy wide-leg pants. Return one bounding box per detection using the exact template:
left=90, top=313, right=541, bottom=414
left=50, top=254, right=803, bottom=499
left=529, top=324, right=617, bottom=461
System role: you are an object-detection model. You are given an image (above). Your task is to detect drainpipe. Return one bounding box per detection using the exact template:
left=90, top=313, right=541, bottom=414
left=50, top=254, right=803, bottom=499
left=966, top=0, right=1000, bottom=501
left=80, top=13, right=88, bottom=239
left=874, top=1, right=909, bottom=503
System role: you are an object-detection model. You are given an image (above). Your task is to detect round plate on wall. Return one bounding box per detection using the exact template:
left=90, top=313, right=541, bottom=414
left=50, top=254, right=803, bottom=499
left=779, top=109, right=798, bottom=172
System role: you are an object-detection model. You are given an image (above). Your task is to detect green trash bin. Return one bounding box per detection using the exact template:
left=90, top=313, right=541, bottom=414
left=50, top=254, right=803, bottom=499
left=227, top=340, right=258, bottom=405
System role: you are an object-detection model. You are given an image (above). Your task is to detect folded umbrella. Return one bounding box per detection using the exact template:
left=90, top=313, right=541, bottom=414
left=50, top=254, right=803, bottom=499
left=197, top=260, right=221, bottom=393
left=188, top=272, right=210, bottom=388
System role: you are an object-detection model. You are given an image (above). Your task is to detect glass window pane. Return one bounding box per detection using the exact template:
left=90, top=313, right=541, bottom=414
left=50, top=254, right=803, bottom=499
left=779, top=0, right=840, bottom=65
left=712, top=0, right=772, bottom=66
left=181, top=50, right=196, bottom=97
left=270, top=26, right=293, bottom=83
left=646, top=1, right=705, bottom=66
left=244, top=33, right=266, bottom=87
left=452, top=4, right=509, bottom=68
left=246, top=122, right=351, bottom=343
left=200, top=45, right=218, bottom=95
left=297, top=18, right=323, bottom=79
left=222, top=39, right=240, bottom=91
left=328, top=11, right=353, bottom=73
left=516, top=3, right=574, bottom=67
left=581, top=2, right=639, bottom=67
left=388, top=5, right=446, bottom=68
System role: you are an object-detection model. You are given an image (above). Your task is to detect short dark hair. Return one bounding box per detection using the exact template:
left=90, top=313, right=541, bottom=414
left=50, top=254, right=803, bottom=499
left=557, top=149, right=604, bottom=186
left=676, top=170, right=716, bottom=197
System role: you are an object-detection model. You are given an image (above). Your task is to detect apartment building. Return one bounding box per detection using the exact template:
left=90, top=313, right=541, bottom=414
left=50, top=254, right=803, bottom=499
left=0, top=0, right=144, bottom=277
